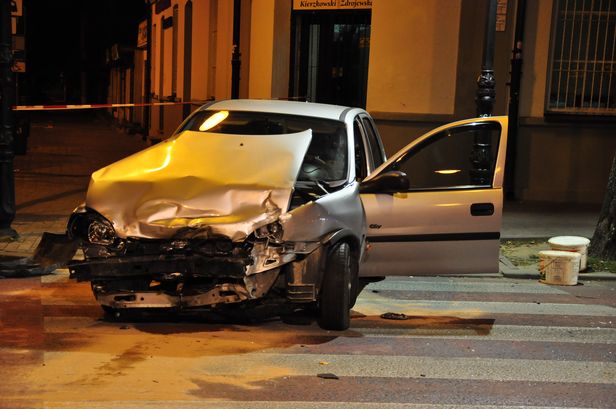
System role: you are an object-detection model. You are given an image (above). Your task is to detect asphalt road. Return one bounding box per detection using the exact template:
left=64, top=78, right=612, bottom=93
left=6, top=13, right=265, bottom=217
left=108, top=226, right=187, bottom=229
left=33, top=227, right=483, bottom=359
left=1, top=273, right=614, bottom=408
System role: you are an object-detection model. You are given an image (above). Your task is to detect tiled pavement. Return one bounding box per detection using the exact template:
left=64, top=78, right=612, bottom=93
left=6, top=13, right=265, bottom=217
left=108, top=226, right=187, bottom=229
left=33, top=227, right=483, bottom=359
left=0, top=111, right=148, bottom=258
left=0, top=216, right=67, bottom=257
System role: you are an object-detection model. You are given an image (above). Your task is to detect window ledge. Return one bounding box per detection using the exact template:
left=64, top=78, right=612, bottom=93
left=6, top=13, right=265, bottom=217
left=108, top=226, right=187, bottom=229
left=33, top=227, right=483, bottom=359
left=520, top=115, right=616, bottom=127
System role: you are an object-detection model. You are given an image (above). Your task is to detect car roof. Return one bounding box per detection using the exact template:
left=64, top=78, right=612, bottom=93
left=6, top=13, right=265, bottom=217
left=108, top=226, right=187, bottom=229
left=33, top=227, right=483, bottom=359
left=200, top=99, right=354, bottom=121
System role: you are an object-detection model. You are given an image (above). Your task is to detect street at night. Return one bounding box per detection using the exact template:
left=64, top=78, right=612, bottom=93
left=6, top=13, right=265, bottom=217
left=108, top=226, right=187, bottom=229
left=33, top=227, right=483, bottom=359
left=0, top=113, right=612, bottom=408
left=2, top=0, right=616, bottom=408
left=1, top=272, right=615, bottom=408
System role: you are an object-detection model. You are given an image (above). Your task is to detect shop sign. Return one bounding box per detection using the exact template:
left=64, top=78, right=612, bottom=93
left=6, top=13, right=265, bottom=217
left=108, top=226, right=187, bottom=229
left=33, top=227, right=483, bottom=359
left=138, top=20, right=148, bottom=48
left=293, top=0, right=372, bottom=10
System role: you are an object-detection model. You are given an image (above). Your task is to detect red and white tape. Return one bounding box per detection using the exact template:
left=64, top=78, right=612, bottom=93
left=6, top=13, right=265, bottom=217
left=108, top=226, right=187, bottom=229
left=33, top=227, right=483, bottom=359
left=12, top=101, right=193, bottom=111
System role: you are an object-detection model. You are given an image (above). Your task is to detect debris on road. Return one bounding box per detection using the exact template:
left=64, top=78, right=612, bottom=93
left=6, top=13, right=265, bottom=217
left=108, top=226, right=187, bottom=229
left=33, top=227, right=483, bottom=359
left=0, top=256, right=59, bottom=278
left=317, top=373, right=339, bottom=380
left=381, top=312, right=409, bottom=320
left=0, top=232, right=80, bottom=278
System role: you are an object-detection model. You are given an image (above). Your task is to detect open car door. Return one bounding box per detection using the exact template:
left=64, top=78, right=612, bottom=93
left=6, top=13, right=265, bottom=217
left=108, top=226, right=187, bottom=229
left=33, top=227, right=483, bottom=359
left=359, top=116, right=508, bottom=276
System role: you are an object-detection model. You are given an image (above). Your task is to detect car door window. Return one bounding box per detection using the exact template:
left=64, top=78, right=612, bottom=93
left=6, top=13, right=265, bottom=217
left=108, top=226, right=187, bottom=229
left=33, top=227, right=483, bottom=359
left=360, top=116, right=385, bottom=168
left=387, top=123, right=500, bottom=190
left=353, top=119, right=368, bottom=180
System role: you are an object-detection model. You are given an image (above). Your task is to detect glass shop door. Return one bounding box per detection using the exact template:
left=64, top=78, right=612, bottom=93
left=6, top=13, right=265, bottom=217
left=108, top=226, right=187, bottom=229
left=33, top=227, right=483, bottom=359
left=291, top=10, right=371, bottom=108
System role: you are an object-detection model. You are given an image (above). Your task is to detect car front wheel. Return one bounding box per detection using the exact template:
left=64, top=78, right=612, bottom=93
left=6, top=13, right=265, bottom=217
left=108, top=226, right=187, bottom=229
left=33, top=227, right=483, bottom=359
left=318, top=242, right=353, bottom=331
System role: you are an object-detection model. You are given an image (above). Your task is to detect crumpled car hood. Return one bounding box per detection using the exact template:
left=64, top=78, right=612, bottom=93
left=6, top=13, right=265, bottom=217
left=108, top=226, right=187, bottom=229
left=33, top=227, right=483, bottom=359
left=85, top=130, right=312, bottom=240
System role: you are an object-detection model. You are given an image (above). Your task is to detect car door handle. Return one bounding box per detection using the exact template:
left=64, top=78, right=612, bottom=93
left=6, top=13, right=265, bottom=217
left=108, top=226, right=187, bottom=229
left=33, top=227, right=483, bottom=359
left=470, top=203, right=494, bottom=216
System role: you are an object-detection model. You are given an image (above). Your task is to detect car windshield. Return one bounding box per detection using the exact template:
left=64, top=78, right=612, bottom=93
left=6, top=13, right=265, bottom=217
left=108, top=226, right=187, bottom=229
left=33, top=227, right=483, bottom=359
left=180, top=110, right=348, bottom=182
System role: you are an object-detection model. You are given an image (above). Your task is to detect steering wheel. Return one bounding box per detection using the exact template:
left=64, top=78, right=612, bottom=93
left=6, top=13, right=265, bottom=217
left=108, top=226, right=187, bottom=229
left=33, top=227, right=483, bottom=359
left=300, top=155, right=332, bottom=180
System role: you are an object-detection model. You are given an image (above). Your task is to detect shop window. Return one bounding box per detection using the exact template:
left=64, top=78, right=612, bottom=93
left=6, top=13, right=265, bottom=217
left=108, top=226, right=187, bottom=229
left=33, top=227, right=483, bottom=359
left=547, top=0, right=616, bottom=115
left=360, top=116, right=385, bottom=168
left=290, top=11, right=371, bottom=108
left=353, top=119, right=368, bottom=180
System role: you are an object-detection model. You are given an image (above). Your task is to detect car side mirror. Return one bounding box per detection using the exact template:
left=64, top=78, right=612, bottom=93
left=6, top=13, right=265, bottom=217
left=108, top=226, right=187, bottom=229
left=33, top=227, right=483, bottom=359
left=359, top=170, right=410, bottom=194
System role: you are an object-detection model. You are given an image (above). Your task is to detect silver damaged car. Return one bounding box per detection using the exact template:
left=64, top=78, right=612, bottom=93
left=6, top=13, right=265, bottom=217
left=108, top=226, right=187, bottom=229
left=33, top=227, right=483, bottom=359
left=35, top=99, right=508, bottom=330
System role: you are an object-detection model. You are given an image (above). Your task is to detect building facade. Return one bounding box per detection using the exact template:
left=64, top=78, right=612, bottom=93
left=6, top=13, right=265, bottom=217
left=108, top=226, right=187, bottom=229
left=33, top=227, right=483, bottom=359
left=120, top=0, right=616, bottom=204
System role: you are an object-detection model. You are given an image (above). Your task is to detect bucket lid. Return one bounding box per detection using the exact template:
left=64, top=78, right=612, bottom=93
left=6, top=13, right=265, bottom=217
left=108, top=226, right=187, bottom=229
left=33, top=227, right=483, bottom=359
left=548, top=236, right=590, bottom=246
left=539, top=250, right=582, bottom=260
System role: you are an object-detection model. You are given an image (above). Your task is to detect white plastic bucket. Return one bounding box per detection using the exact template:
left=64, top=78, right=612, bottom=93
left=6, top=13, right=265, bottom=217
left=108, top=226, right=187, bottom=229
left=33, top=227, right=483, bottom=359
left=539, top=250, right=581, bottom=285
left=548, top=236, right=590, bottom=271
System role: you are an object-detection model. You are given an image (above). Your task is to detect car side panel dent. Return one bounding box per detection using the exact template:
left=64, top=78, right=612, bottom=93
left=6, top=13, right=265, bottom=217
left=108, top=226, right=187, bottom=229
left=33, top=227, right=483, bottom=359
left=281, top=183, right=365, bottom=245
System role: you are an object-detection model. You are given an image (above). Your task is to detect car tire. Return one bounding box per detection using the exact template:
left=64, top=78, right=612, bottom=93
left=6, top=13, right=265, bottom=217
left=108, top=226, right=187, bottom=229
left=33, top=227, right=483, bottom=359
left=318, top=242, right=353, bottom=331
left=350, top=253, right=360, bottom=308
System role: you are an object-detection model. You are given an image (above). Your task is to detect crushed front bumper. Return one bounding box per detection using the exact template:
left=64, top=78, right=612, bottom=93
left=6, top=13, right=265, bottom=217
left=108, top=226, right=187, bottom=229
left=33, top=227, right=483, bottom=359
left=34, top=231, right=324, bottom=310
left=89, top=267, right=282, bottom=309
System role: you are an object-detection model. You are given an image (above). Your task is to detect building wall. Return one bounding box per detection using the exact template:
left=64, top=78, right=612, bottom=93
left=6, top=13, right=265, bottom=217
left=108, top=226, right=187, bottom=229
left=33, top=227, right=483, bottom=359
left=133, top=50, right=145, bottom=125
left=366, top=0, right=515, bottom=160
left=519, top=0, right=552, bottom=118
left=454, top=0, right=514, bottom=119
left=134, top=0, right=614, bottom=204
left=215, top=1, right=234, bottom=100
left=148, top=0, right=235, bottom=139
left=247, top=0, right=290, bottom=99
left=191, top=0, right=210, bottom=102
left=239, top=0, right=252, bottom=98
left=517, top=122, right=616, bottom=203
left=512, top=0, right=616, bottom=204
left=271, top=0, right=291, bottom=99
left=248, top=0, right=275, bottom=99
left=367, top=0, right=462, bottom=115
left=368, top=0, right=614, bottom=204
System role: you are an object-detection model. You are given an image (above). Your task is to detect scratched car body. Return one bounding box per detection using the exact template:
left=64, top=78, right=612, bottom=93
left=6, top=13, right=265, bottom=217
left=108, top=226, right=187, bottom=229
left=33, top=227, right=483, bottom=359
left=36, top=100, right=508, bottom=331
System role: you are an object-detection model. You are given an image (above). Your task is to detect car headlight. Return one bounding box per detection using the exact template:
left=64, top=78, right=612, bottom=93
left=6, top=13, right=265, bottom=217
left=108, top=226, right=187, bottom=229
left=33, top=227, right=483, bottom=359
left=255, top=222, right=284, bottom=243
left=87, top=219, right=116, bottom=246
left=68, top=209, right=117, bottom=246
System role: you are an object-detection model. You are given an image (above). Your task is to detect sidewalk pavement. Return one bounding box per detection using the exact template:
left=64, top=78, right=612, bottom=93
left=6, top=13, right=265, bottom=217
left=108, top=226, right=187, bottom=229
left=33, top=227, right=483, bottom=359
left=0, top=112, right=612, bottom=279
left=499, top=201, right=614, bottom=280
left=498, top=252, right=615, bottom=281
left=0, top=111, right=148, bottom=258
left=502, top=201, right=600, bottom=239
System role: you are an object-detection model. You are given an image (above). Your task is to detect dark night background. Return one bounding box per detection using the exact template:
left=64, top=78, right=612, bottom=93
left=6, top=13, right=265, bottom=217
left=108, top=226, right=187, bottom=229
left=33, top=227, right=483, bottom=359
left=23, top=0, right=146, bottom=105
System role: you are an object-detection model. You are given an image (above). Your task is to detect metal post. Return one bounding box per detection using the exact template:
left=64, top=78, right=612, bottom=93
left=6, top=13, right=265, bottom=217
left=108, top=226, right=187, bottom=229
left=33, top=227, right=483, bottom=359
left=471, top=0, right=498, bottom=186
left=0, top=0, right=17, bottom=239
left=231, top=0, right=241, bottom=99
left=505, top=0, right=527, bottom=200
left=476, top=0, right=498, bottom=117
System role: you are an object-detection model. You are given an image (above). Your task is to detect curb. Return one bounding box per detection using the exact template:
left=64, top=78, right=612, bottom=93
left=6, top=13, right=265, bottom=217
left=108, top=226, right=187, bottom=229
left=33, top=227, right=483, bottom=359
left=499, top=256, right=616, bottom=281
